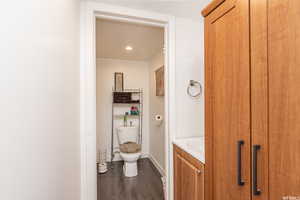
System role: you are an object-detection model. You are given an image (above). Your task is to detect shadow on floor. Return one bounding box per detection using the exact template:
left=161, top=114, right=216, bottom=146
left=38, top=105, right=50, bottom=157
left=98, top=158, right=164, bottom=200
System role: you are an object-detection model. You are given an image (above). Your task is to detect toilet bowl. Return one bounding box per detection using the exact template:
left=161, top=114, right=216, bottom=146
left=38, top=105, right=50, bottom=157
left=120, top=152, right=141, bottom=177
left=117, top=126, right=141, bottom=177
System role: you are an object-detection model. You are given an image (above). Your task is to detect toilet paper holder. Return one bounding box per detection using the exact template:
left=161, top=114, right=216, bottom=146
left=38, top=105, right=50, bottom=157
left=187, top=80, right=202, bottom=98
left=154, top=115, right=163, bottom=126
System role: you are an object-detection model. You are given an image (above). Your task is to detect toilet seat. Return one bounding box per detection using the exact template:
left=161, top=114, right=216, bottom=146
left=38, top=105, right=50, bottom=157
left=119, top=142, right=141, bottom=153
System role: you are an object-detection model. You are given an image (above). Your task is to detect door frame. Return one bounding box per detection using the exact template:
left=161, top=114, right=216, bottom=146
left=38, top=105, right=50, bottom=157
left=80, top=2, right=176, bottom=200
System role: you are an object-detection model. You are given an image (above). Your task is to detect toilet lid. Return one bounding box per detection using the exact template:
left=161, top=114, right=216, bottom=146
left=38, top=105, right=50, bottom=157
left=119, top=142, right=141, bottom=153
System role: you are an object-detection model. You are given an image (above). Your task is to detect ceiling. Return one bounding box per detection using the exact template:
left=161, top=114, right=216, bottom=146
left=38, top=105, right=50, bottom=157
left=96, top=18, right=164, bottom=61
left=89, top=0, right=211, bottom=19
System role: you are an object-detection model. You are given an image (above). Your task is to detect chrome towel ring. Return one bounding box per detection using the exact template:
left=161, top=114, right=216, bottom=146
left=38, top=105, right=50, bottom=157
left=187, top=80, right=202, bottom=98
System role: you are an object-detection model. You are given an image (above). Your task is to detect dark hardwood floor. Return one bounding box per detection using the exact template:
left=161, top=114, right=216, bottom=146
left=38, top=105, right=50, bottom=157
left=98, top=158, right=164, bottom=200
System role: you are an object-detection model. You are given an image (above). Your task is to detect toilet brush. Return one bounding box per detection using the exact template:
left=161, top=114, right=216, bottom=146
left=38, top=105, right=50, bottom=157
left=98, top=149, right=108, bottom=173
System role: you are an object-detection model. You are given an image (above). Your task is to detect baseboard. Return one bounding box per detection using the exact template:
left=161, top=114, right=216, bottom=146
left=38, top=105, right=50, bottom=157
left=148, top=154, right=166, bottom=177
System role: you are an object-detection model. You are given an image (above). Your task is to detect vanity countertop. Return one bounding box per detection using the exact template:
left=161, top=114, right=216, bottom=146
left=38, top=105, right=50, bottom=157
left=173, top=137, right=205, bottom=164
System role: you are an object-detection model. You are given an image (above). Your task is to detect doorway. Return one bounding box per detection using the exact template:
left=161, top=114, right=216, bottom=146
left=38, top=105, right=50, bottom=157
left=80, top=2, right=176, bottom=200
left=96, top=18, right=165, bottom=199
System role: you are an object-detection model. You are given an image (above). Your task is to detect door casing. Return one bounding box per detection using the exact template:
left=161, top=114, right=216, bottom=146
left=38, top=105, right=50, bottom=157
left=80, top=2, right=176, bottom=200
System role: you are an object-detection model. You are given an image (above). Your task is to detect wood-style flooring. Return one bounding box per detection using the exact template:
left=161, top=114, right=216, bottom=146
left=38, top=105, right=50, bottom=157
left=97, top=158, right=164, bottom=200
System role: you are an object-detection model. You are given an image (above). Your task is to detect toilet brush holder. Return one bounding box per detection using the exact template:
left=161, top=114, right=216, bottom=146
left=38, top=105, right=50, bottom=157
left=98, top=149, right=108, bottom=173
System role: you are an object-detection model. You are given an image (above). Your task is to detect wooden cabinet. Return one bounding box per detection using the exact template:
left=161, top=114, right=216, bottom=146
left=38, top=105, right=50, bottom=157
left=173, top=145, right=204, bottom=200
left=202, top=0, right=251, bottom=200
left=266, top=0, right=300, bottom=199
left=202, top=0, right=300, bottom=200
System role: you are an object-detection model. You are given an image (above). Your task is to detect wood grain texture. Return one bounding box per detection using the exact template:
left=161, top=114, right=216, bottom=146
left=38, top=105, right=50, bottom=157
left=250, top=0, right=269, bottom=199
left=173, top=145, right=204, bottom=200
left=181, top=157, right=198, bottom=200
left=204, top=13, right=214, bottom=200
left=174, top=145, right=205, bottom=169
left=268, top=0, right=300, bottom=199
left=98, top=158, right=163, bottom=200
left=201, top=0, right=226, bottom=17
left=203, top=0, right=300, bottom=199
left=204, top=0, right=251, bottom=200
left=174, top=150, right=182, bottom=200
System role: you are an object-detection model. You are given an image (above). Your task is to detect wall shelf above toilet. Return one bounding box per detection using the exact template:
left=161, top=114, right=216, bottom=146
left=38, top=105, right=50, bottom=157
left=113, top=114, right=140, bottom=118
left=111, top=88, right=143, bottom=163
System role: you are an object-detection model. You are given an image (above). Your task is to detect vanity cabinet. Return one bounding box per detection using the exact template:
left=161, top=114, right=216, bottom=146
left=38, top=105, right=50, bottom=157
left=202, top=0, right=300, bottom=200
left=173, top=144, right=204, bottom=200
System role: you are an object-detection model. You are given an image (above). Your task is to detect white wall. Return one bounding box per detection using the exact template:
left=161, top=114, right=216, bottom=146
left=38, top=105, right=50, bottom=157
left=95, top=13, right=204, bottom=172
left=175, top=18, right=204, bottom=138
left=86, top=1, right=205, bottom=140
left=96, top=58, right=150, bottom=161
left=149, top=51, right=165, bottom=171
left=0, top=0, right=80, bottom=200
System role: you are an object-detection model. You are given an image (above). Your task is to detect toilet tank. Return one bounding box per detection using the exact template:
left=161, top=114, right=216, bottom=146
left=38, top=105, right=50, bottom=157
left=117, top=126, right=139, bottom=144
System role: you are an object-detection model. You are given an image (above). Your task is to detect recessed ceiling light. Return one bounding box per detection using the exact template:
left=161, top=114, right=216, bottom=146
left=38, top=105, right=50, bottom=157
left=125, top=46, right=133, bottom=51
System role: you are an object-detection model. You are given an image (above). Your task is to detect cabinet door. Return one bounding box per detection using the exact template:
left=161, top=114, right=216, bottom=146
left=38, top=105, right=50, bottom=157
left=174, top=151, right=182, bottom=200
left=250, top=0, right=269, bottom=199
left=267, top=0, right=300, bottom=199
left=174, top=150, right=203, bottom=200
left=204, top=0, right=251, bottom=200
left=252, top=0, right=300, bottom=199
left=180, top=156, right=203, bottom=200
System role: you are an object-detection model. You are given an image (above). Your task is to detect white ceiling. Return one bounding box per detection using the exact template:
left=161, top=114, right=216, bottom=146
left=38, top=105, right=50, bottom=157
left=96, top=18, right=164, bottom=60
left=89, top=0, right=211, bottom=19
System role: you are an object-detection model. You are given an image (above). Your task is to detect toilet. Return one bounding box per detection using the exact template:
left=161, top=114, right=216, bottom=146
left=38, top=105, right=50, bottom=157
left=117, top=126, right=141, bottom=177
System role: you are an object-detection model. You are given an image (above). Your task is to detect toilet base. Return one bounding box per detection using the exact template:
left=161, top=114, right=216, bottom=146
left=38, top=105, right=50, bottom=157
left=123, top=161, right=138, bottom=177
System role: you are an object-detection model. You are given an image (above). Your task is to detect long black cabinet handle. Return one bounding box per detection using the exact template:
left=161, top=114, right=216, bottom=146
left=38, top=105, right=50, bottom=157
left=253, top=145, right=261, bottom=195
left=237, top=140, right=245, bottom=186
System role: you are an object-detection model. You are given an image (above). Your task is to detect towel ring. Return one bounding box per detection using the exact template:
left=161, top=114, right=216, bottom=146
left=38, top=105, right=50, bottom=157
left=187, top=80, right=202, bottom=98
